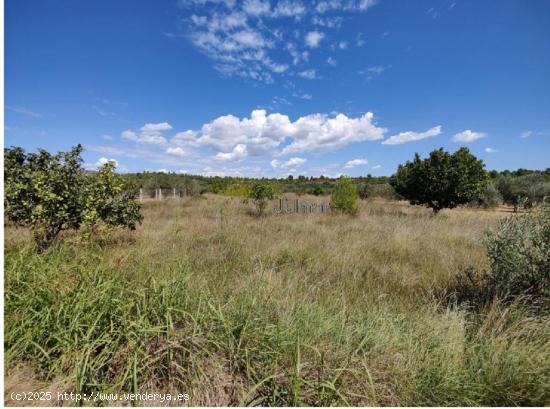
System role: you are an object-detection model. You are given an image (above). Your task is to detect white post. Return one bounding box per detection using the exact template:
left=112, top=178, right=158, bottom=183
left=139, top=188, right=143, bottom=202
left=159, top=188, right=162, bottom=200
left=173, top=187, right=176, bottom=199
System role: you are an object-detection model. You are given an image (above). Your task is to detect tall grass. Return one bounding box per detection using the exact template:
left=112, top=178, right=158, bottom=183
left=4, top=196, right=550, bottom=405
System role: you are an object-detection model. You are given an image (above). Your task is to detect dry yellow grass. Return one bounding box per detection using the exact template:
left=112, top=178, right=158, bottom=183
left=5, top=196, right=549, bottom=406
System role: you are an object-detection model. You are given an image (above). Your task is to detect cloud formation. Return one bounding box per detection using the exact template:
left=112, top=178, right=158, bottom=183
left=382, top=125, right=442, bottom=145
left=344, top=158, right=368, bottom=168
left=452, top=129, right=486, bottom=143
left=179, top=0, right=380, bottom=83
left=163, top=109, right=386, bottom=161
left=121, top=122, right=173, bottom=144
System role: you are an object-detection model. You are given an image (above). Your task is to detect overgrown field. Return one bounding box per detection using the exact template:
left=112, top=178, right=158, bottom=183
left=4, top=196, right=550, bottom=406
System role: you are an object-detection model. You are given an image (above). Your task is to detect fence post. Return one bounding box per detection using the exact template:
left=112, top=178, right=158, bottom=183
left=139, top=188, right=143, bottom=202
left=173, top=187, right=176, bottom=199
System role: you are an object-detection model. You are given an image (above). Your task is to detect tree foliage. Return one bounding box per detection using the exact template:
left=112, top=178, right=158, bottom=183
left=246, top=181, right=280, bottom=216
left=390, top=148, right=487, bottom=213
left=4, top=145, right=143, bottom=250
left=330, top=176, right=359, bottom=215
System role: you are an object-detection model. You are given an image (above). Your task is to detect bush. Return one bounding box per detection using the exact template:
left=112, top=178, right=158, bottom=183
left=311, top=184, right=325, bottom=196
left=4, top=145, right=142, bottom=250
left=358, top=183, right=398, bottom=200
left=330, top=176, right=359, bottom=215
left=496, top=174, right=550, bottom=211
left=450, top=207, right=550, bottom=310
left=246, top=181, right=280, bottom=216
left=473, top=182, right=503, bottom=209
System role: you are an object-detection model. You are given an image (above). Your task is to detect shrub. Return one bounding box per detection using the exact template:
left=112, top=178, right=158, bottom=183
left=330, top=176, right=359, bottom=215
left=4, top=145, right=142, bottom=250
left=224, top=180, right=250, bottom=197
left=311, top=185, right=325, bottom=196
left=246, top=181, right=280, bottom=216
left=496, top=174, right=550, bottom=211
left=358, top=183, right=398, bottom=200
left=473, top=181, right=503, bottom=209
left=450, top=207, right=550, bottom=310
left=390, top=148, right=487, bottom=213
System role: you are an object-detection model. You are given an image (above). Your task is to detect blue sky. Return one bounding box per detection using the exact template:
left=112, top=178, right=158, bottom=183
left=5, top=0, right=550, bottom=177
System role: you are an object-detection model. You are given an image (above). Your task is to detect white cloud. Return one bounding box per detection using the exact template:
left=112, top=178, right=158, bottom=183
left=382, top=125, right=442, bottom=145
left=305, top=31, right=325, bottom=48
left=281, top=112, right=387, bottom=154
left=298, top=69, right=319, bottom=79
left=280, top=157, right=307, bottom=170
left=85, top=157, right=119, bottom=171
left=521, top=130, right=533, bottom=139
left=272, top=1, right=306, bottom=18
left=485, top=147, right=497, bottom=153
left=452, top=129, right=487, bottom=143
left=356, top=32, right=365, bottom=47
left=6, top=106, right=43, bottom=118
left=214, top=143, right=248, bottom=161
left=172, top=109, right=386, bottom=158
left=243, top=0, right=271, bottom=16
left=327, top=56, right=337, bottom=66
left=359, top=65, right=390, bottom=80
left=158, top=169, right=169, bottom=173
left=520, top=130, right=546, bottom=138
left=344, top=158, right=368, bottom=169
left=166, top=147, right=187, bottom=157
left=372, top=164, right=381, bottom=169
left=102, top=134, right=113, bottom=140
left=121, top=122, right=174, bottom=144
left=292, top=92, right=312, bottom=100
left=180, top=0, right=380, bottom=83
left=141, top=122, right=173, bottom=132
left=171, top=130, right=198, bottom=146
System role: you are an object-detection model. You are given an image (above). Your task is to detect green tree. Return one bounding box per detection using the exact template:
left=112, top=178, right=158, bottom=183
left=330, top=176, right=359, bottom=215
left=83, top=161, right=143, bottom=230
left=4, top=145, right=142, bottom=250
left=246, top=181, right=280, bottom=216
left=390, top=147, right=487, bottom=213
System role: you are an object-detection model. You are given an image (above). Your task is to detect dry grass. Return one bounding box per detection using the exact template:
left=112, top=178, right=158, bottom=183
left=4, top=196, right=549, bottom=406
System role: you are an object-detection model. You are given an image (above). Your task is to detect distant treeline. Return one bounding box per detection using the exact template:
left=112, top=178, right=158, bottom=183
left=122, top=167, right=550, bottom=208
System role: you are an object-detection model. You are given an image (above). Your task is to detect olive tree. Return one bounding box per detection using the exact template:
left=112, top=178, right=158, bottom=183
left=4, top=145, right=142, bottom=250
left=390, top=147, right=487, bottom=213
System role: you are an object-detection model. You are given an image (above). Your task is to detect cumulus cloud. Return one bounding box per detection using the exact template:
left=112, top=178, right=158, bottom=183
left=214, top=144, right=248, bottom=161
left=452, top=129, right=487, bottom=143
left=382, top=125, right=442, bottom=145
left=281, top=112, right=387, bottom=154
left=372, top=164, right=381, bottom=169
left=85, top=157, right=119, bottom=171
left=122, top=122, right=173, bottom=144
left=305, top=30, right=325, bottom=48
left=166, top=147, right=187, bottom=157
left=272, top=157, right=307, bottom=170
left=344, top=158, right=368, bottom=168
left=168, top=109, right=387, bottom=158
left=484, top=147, right=497, bottom=153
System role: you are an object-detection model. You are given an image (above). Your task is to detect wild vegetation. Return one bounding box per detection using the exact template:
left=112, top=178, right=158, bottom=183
left=4, top=146, right=550, bottom=406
